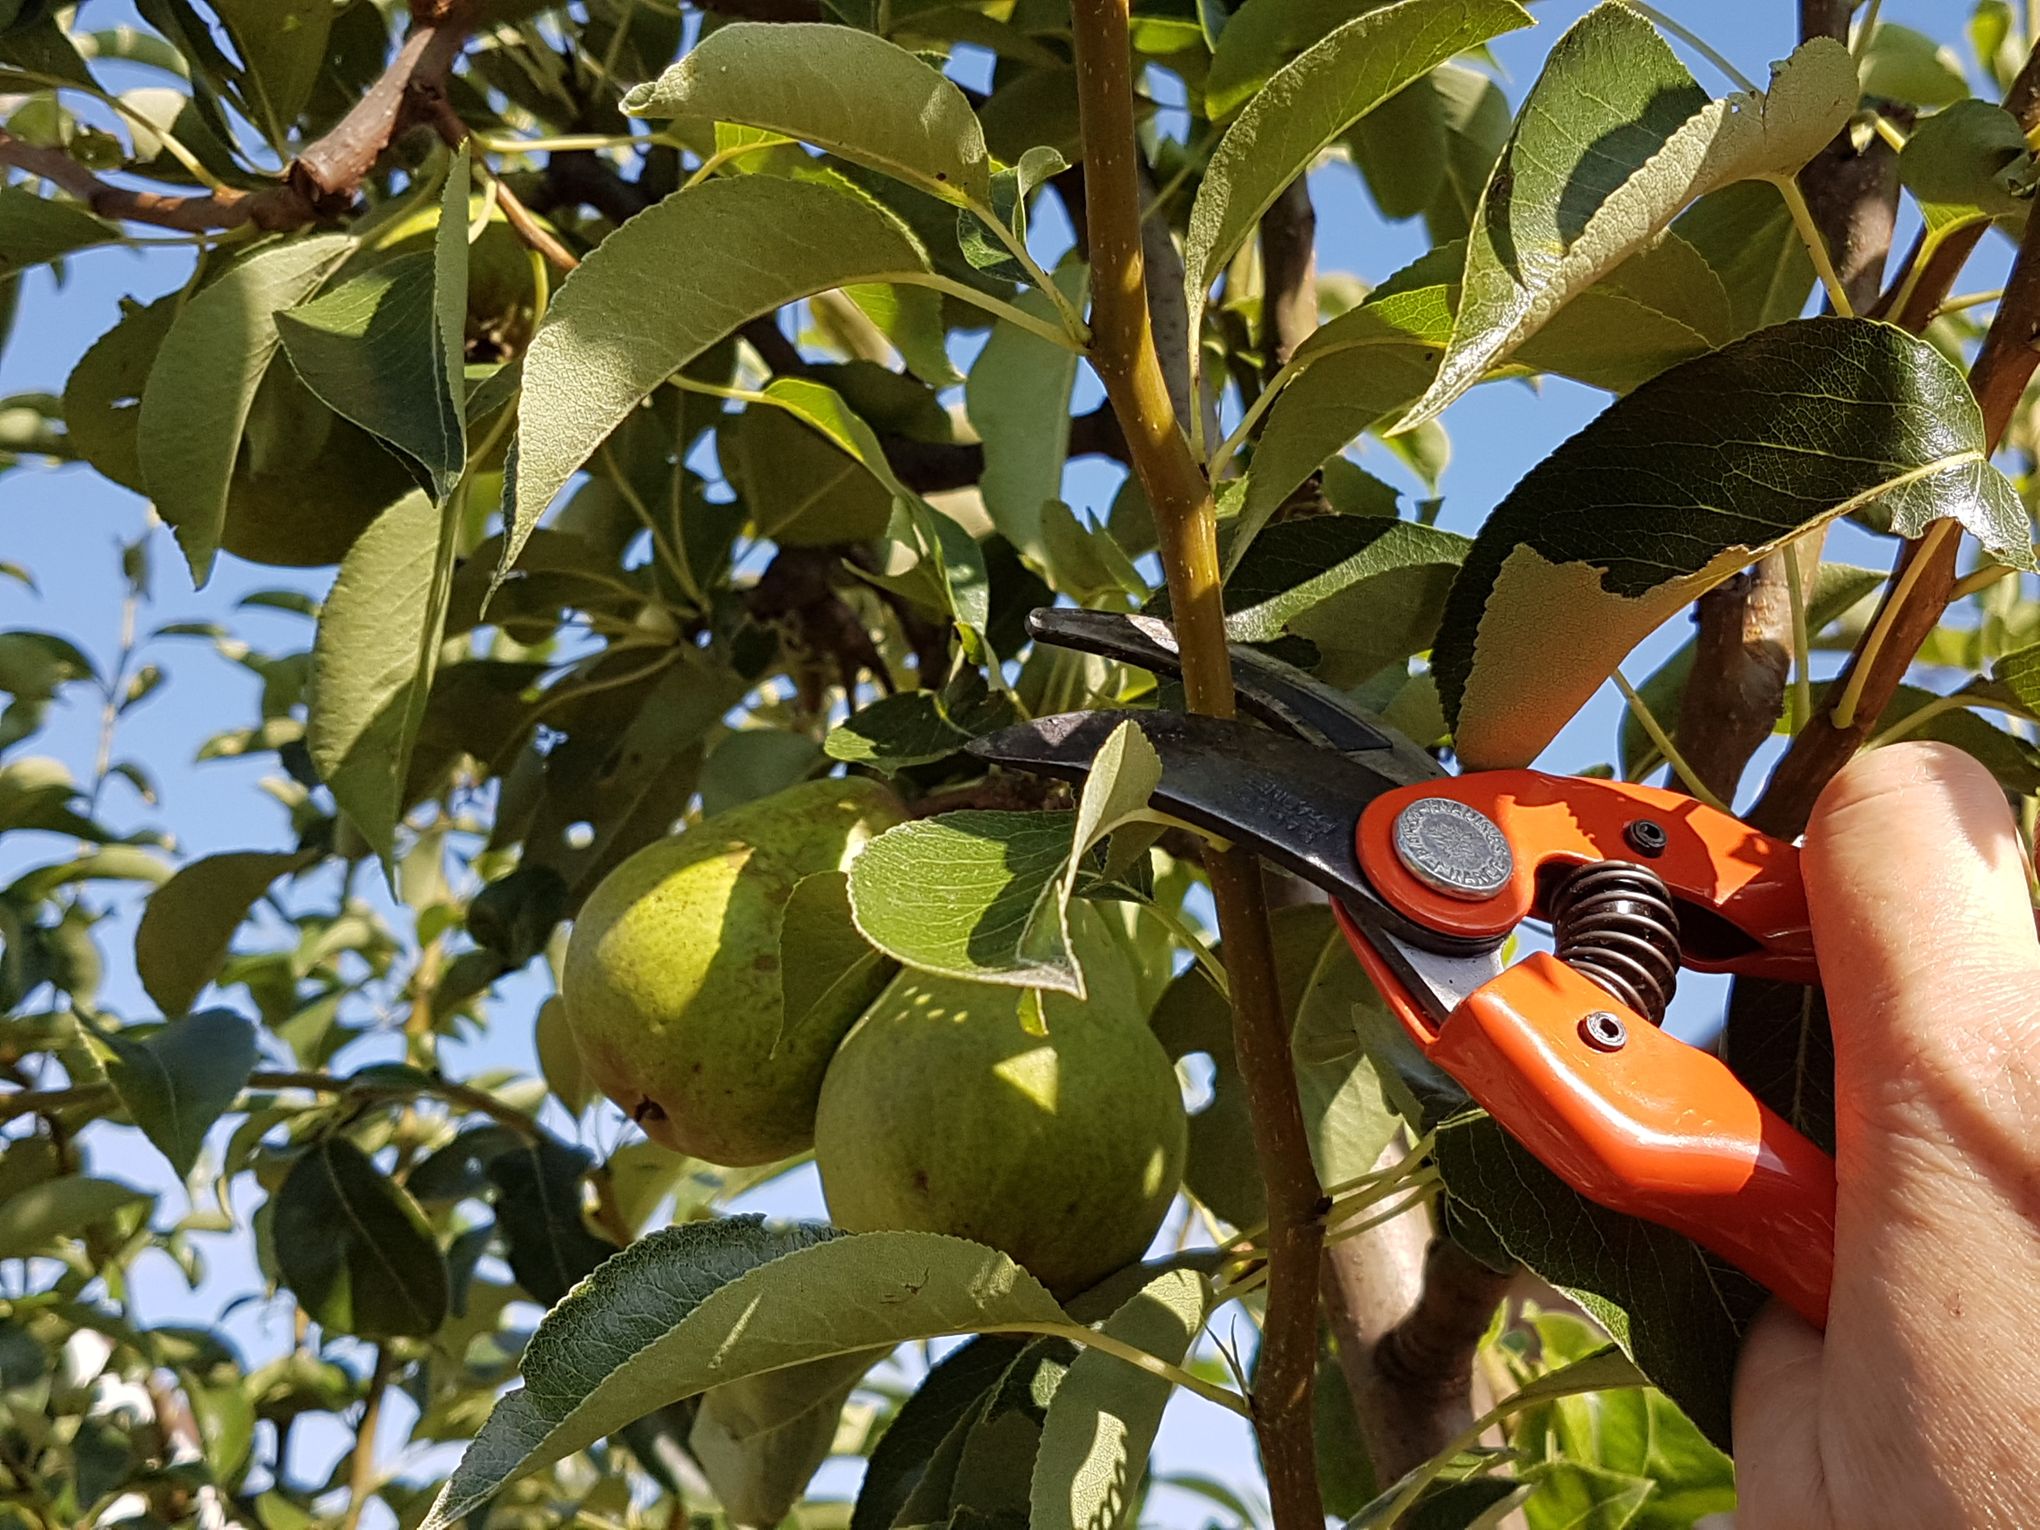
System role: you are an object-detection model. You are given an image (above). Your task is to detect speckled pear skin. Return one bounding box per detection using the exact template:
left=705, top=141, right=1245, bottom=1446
left=813, top=908, right=1188, bottom=1297
left=562, top=777, right=905, bottom=1166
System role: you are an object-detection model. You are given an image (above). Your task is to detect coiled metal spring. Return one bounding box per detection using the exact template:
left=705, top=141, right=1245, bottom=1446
left=1550, top=861, right=1681, bottom=1024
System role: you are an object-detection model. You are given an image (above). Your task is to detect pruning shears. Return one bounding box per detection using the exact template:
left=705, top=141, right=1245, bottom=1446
left=968, top=609, right=1837, bottom=1329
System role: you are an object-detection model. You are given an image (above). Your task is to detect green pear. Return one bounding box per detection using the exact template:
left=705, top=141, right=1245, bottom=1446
left=563, top=776, right=905, bottom=1166
left=813, top=907, right=1188, bottom=1296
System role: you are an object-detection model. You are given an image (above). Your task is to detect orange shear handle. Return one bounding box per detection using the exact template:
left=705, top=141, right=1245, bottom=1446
left=1439, top=950, right=1834, bottom=1328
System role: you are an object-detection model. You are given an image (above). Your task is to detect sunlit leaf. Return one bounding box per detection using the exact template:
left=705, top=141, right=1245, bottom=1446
left=1395, top=13, right=1856, bottom=431
left=421, top=1222, right=1076, bottom=1529
left=1434, top=319, right=2031, bottom=768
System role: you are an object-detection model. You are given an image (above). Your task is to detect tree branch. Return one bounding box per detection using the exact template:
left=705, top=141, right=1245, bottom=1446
left=1670, top=0, right=1900, bottom=803
left=0, top=4, right=476, bottom=234
left=1069, top=7, right=1323, bottom=1525
left=1753, top=161, right=2040, bottom=835
left=0, top=1068, right=546, bottom=1138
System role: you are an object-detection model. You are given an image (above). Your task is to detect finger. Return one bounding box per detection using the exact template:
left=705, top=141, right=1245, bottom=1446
left=1731, top=1303, right=1829, bottom=1530
left=1801, top=740, right=2040, bottom=1101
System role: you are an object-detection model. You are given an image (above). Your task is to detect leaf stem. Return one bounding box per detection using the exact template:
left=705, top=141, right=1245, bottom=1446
left=1070, top=5, right=1324, bottom=1525
left=976, top=207, right=1090, bottom=342
left=1864, top=691, right=1980, bottom=749
left=908, top=273, right=1085, bottom=351
left=1951, top=561, right=2019, bottom=602
left=1777, top=176, right=1855, bottom=318
left=1003, top=1322, right=1251, bottom=1416
left=1613, top=669, right=1732, bottom=813
left=1783, top=540, right=1813, bottom=733
left=1830, top=519, right=1959, bottom=729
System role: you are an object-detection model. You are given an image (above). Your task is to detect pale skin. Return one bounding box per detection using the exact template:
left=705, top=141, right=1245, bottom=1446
left=1734, top=742, right=2040, bottom=1528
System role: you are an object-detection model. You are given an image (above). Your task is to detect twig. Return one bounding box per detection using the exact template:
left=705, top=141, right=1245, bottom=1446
left=339, top=1347, right=393, bottom=1530
left=1070, top=6, right=1324, bottom=1525
left=0, top=4, right=478, bottom=234
left=0, top=1068, right=546, bottom=1138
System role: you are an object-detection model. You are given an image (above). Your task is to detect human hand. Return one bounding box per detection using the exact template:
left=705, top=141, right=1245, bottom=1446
left=1734, top=742, right=2040, bottom=1528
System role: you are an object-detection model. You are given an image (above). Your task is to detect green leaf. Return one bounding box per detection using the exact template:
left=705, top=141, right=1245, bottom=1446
left=1040, top=499, right=1150, bottom=604
left=625, top=23, right=989, bottom=205
left=1670, top=180, right=1816, bottom=337
left=1899, top=99, right=2033, bottom=255
left=0, top=184, right=117, bottom=274
left=1436, top=1116, right=1752, bottom=1447
left=1512, top=1312, right=1733, bottom=1530
left=501, top=175, right=928, bottom=576
left=274, top=1135, right=449, bottom=1340
left=1222, top=517, right=1470, bottom=685
left=307, top=489, right=449, bottom=862
left=966, top=265, right=1089, bottom=558
left=534, top=995, right=592, bottom=1115
left=849, top=811, right=1082, bottom=994
left=1421, top=63, right=1512, bottom=245
left=1184, top=0, right=1532, bottom=352
left=138, top=234, right=354, bottom=583
left=278, top=154, right=470, bottom=503
left=775, top=869, right=895, bottom=1051
left=957, top=144, right=1066, bottom=280
left=724, top=398, right=895, bottom=546
left=134, top=848, right=313, bottom=1017
left=691, top=1356, right=874, bottom=1527
left=1521, top=1462, right=1654, bottom=1530
left=420, top=1222, right=1076, bottom=1530
left=1347, top=71, right=1448, bottom=222
left=852, top=1337, right=1027, bottom=1530
left=0, top=1175, right=151, bottom=1259
left=1394, top=15, right=1857, bottom=432
left=1241, top=236, right=1731, bottom=547
left=1353, top=1346, right=1648, bottom=1527
left=1859, top=21, right=1970, bottom=108
left=1205, top=0, right=1393, bottom=121
left=826, top=692, right=977, bottom=770
left=99, top=1010, right=259, bottom=1180
left=1435, top=318, right=2032, bottom=768
left=1996, top=636, right=2040, bottom=712
left=1060, top=719, right=1163, bottom=912
left=845, top=280, right=963, bottom=385
left=485, top=1136, right=617, bottom=1305
left=211, top=0, right=331, bottom=147
left=1030, top=1266, right=1204, bottom=1530
left=948, top=1337, right=1074, bottom=1519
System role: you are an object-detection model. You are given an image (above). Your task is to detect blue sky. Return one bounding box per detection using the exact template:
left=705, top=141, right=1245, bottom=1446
left=0, top=0, right=1978, bottom=1521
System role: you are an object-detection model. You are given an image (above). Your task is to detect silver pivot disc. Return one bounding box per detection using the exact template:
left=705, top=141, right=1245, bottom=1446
left=1391, top=797, right=1513, bottom=901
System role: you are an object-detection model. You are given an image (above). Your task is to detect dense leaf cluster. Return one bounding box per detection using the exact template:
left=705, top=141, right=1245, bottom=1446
left=3, top=1, right=2039, bottom=1527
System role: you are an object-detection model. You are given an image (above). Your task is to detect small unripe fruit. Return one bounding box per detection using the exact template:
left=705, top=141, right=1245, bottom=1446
left=813, top=910, right=1188, bottom=1297
left=562, top=777, right=905, bottom=1166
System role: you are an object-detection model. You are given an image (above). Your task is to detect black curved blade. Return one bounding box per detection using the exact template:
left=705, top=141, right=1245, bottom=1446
left=966, top=709, right=1492, bottom=955
left=1023, top=608, right=1440, bottom=782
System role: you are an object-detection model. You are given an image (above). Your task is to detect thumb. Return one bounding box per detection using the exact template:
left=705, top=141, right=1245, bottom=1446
left=1800, top=739, right=2040, bottom=1158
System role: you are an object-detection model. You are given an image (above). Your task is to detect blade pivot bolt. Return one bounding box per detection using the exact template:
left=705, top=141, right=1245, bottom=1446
left=1624, top=819, right=1669, bottom=857
left=1579, top=1010, right=1628, bottom=1051
left=1391, top=797, right=1513, bottom=901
